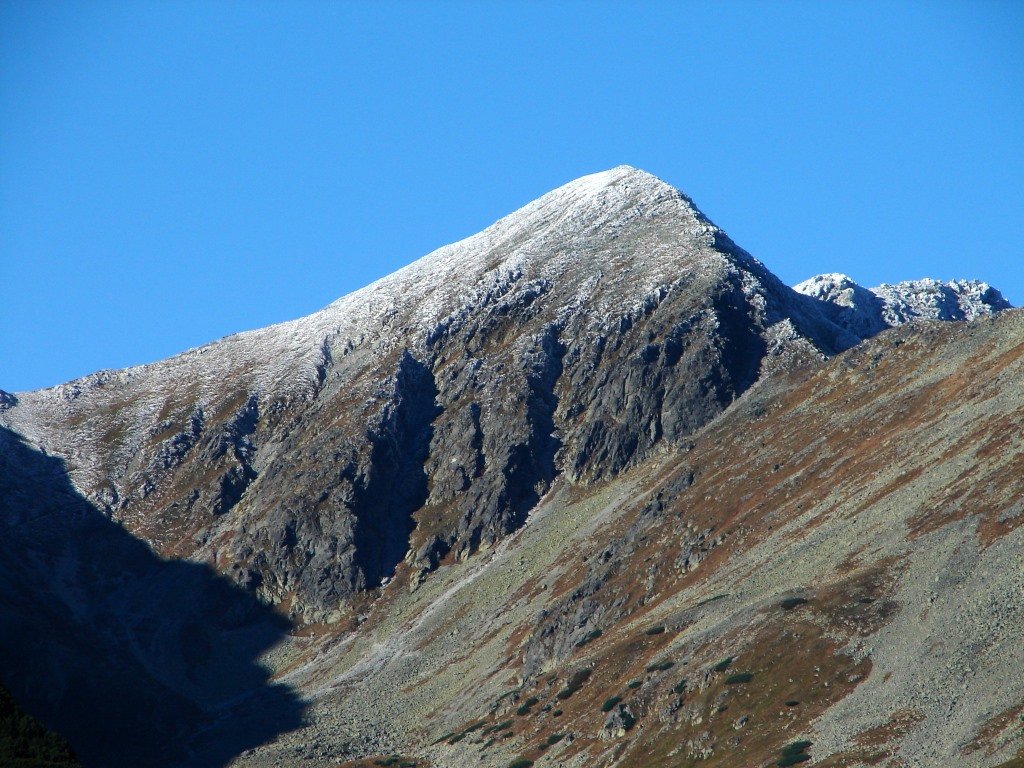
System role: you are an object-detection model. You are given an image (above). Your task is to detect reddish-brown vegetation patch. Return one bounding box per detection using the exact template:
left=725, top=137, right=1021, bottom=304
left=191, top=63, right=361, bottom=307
left=334, top=757, right=429, bottom=768
left=965, top=701, right=1024, bottom=759
left=613, top=617, right=870, bottom=767
left=813, top=708, right=924, bottom=767
left=436, top=565, right=889, bottom=768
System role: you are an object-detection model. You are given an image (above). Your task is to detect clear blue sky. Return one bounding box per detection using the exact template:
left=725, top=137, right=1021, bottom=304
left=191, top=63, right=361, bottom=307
left=2, top=1, right=1022, bottom=392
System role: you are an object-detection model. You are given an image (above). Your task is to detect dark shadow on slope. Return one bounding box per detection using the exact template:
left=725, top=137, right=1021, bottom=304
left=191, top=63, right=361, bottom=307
left=353, top=351, right=441, bottom=588
left=710, top=231, right=864, bottom=354
left=712, top=276, right=770, bottom=399
left=447, top=322, right=566, bottom=559
left=0, top=426, right=304, bottom=768
left=505, top=322, right=565, bottom=529
left=0, top=683, right=81, bottom=766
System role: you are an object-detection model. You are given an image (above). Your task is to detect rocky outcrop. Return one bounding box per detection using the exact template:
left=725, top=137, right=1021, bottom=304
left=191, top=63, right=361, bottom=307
left=220, top=351, right=440, bottom=614
left=520, top=467, right=699, bottom=678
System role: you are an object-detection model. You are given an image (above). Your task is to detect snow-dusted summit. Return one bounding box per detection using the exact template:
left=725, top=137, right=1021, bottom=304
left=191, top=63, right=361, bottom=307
left=795, top=272, right=1011, bottom=339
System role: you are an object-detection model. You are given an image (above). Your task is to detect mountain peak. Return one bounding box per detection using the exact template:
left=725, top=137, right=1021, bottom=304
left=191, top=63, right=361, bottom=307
left=560, top=164, right=665, bottom=191
left=536, top=165, right=706, bottom=223
left=313, top=165, right=723, bottom=345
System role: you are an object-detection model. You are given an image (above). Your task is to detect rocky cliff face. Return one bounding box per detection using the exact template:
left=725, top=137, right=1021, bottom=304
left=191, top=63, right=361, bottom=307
left=1, top=167, right=1020, bottom=768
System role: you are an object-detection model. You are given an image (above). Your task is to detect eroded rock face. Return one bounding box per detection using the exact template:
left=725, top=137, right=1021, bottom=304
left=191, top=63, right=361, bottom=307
left=225, top=350, right=440, bottom=609
left=520, top=468, right=702, bottom=679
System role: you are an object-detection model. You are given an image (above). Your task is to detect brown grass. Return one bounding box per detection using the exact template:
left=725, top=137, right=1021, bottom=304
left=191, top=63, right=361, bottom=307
left=965, top=701, right=1024, bottom=758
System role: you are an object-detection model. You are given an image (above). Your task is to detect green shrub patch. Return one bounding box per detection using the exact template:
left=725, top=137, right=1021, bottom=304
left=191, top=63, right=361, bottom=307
left=778, top=740, right=812, bottom=765
left=484, top=720, right=513, bottom=734
left=780, top=597, right=809, bottom=610
left=713, top=656, right=734, bottom=672
left=556, top=668, right=592, bottom=700
left=782, top=740, right=812, bottom=755
left=516, top=697, right=540, bottom=715
left=724, top=672, right=754, bottom=685
left=601, top=696, right=622, bottom=712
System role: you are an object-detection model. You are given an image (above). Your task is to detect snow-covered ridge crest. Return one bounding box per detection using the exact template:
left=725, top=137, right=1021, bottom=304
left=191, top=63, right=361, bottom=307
left=317, top=165, right=714, bottom=326
left=8, top=165, right=716, bottom=405
left=794, top=272, right=1011, bottom=338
